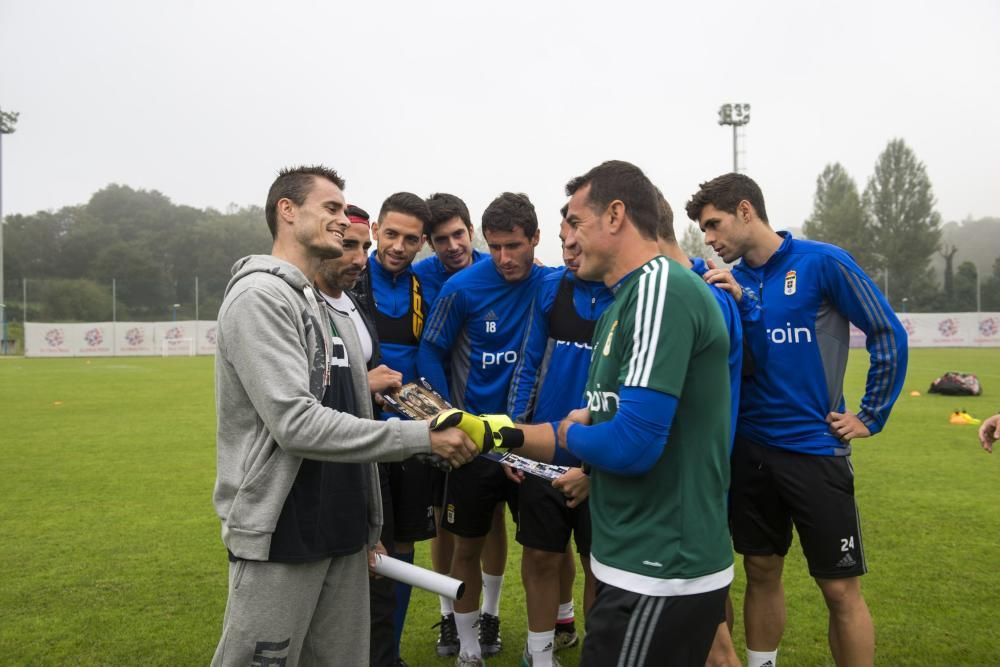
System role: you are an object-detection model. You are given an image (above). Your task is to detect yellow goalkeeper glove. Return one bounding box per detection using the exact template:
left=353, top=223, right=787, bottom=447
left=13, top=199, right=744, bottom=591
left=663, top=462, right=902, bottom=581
left=429, top=409, right=523, bottom=453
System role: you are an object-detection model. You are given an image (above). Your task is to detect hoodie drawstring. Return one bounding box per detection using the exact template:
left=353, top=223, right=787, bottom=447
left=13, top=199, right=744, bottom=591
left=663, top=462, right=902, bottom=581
left=303, top=284, right=332, bottom=388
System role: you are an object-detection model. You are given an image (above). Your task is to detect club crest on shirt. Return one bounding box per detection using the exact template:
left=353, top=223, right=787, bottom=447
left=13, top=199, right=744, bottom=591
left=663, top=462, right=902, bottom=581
left=784, top=270, right=797, bottom=296
left=603, top=320, right=618, bottom=356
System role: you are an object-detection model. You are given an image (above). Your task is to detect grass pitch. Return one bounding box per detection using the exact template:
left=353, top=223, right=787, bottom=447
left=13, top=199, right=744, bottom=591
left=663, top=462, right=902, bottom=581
left=1, top=349, right=998, bottom=665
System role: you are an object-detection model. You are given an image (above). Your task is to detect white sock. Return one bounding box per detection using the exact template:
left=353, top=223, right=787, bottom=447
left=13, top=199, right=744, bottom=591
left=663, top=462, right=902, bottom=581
left=455, top=611, right=481, bottom=658
left=557, top=600, right=575, bottom=623
left=528, top=630, right=555, bottom=667
left=439, top=595, right=454, bottom=616
left=481, top=572, right=504, bottom=617
left=747, top=648, right=778, bottom=667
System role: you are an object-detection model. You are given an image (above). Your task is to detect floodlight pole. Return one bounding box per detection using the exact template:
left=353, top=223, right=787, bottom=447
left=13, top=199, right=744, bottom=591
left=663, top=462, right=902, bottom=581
left=717, top=103, right=750, bottom=173
left=0, top=108, right=19, bottom=355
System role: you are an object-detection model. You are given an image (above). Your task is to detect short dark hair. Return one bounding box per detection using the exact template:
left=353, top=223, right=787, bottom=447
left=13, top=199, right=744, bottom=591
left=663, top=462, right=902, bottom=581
left=565, top=160, right=659, bottom=241
left=685, top=172, right=769, bottom=224
left=378, top=192, right=432, bottom=227
left=265, top=165, right=345, bottom=239
left=654, top=187, right=675, bottom=243
left=482, top=192, right=538, bottom=238
left=425, top=192, right=472, bottom=238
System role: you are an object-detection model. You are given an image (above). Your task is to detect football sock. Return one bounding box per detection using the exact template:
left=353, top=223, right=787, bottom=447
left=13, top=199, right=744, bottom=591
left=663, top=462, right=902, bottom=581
left=528, top=630, right=556, bottom=666
left=455, top=610, right=481, bottom=658
left=557, top=600, right=575, bottom=624
left=481, top=572, right=504, bottom=617
left=392, top=550, right=414, bottom=657
left=748, top=648, right=778, bottom=667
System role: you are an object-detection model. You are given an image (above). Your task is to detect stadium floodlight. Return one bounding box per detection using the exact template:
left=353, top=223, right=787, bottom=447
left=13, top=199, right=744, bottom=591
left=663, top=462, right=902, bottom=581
left=0, top=108, right=19, bottom=355
left=717, top=103, right=750, bottom=173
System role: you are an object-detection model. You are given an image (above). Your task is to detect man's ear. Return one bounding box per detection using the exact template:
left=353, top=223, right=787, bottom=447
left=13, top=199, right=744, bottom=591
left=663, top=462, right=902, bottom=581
left=276, top=197, right=297, bottom=226
left=607, top=200, right=626, bottom=234
left=738, top=200, right=753, bottom=224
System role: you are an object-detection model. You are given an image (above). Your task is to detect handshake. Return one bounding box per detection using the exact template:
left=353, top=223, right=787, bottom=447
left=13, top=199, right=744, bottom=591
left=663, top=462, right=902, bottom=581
left=429, top=409, right=525, bottom=454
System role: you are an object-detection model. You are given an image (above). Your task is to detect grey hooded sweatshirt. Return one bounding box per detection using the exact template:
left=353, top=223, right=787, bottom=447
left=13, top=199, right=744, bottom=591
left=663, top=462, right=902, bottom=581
left=213, top=255, right=432, bottom=561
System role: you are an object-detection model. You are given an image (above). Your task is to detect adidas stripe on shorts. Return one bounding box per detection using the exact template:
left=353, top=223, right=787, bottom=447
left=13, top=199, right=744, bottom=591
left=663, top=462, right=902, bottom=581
left=580, top=581, right=727, bottom=667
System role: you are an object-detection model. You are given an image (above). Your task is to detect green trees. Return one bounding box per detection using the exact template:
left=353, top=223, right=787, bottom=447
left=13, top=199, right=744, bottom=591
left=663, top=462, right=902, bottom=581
left=4, top=185, right=271, bottom=322
left=952, top=262, right=980, bottom=311
left=804, top=139, right=975, bottom=312
left=680, top=222, right=713, bottom=261
left=982, top=258, right=1000, bottom=312
left=863, top=139, right=942, bottom=309
left=803, top=163, right=876, bottom=275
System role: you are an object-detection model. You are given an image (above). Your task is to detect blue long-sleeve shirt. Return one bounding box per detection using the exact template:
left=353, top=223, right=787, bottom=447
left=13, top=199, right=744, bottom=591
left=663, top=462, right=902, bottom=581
left=508, top=268, right=613, bottom=417
left=366, top=252, right=423, bottom=384
left=417, top=260, right=554, bottom=414
left=690, top=257, right=743, bottom=446
left=507, top=268, right=614, bottom=467
left=412, top=249, right=489, bottom=309
left=732, top=232, right=907, bottom=455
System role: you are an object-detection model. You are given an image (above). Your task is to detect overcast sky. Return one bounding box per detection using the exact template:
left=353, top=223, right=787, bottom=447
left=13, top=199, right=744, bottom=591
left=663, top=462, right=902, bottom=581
left=2, top=0, right=998, bottom=264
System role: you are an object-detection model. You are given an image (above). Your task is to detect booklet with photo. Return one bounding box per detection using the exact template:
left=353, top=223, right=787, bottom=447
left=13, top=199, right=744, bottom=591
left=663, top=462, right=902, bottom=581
left=481, top=451, right=571, bottom=481
left=382, top=380, right=569, bottom=480
left=381, top=378, right=452, bottom=421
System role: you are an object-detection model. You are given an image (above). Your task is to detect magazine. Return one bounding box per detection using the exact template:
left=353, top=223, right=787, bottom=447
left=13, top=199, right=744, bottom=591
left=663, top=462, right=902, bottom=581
left=381, top=378, right=452, bottom=420
left=481, top=451, right=571, bottom=481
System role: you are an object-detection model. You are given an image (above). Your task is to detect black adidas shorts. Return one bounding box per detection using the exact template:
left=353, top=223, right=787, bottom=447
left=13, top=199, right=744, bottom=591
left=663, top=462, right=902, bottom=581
left=441, top=457, right=515, bottom=538
left=388, top=458, right=437, bottom=543
left=581, top=581, right=728, bottom=667
left=515, top=473, right=592, bottom=555
left=730, top=436, right=867, bottom=579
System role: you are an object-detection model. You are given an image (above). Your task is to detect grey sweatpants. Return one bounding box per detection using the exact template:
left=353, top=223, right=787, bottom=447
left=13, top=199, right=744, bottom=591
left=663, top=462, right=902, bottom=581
left=212, top=550, right=371, bottom=667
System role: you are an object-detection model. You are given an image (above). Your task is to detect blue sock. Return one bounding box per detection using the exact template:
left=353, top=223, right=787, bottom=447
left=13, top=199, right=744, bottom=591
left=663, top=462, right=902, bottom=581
left=393, top=551, right=415, bottom=657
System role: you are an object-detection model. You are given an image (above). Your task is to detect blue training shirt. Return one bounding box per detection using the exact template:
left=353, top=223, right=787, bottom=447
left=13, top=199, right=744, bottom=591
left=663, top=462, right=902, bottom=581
left=412, top=249, right=490, bottom=309
left=366, top=251, right=427, bottom=419
left=367, top=252, right=422, bottom=379
left=418, top=260, right=555, bottom=414
left=508, top=267, right=614, bottom=424
left=732, top=232, right=907, bottom=456
left=690, top=257, right=743, bottom=447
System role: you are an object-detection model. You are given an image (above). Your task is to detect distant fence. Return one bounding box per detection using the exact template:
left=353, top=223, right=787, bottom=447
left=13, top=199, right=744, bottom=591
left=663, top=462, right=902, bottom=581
left=24, top=321, right=217, bottom=357
left=849, top=312, right=1000, bottom=348
left=19, top=312, right=1000, bottom=357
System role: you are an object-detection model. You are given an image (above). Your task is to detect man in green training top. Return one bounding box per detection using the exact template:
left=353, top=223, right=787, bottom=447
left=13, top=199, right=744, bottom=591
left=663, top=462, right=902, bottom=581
left=432, top=160, right=734, bottom=666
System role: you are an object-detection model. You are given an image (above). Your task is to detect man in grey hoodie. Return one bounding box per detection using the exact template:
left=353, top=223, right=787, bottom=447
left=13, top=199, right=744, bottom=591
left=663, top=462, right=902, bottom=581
left=212, top=165, right=477, bottom=667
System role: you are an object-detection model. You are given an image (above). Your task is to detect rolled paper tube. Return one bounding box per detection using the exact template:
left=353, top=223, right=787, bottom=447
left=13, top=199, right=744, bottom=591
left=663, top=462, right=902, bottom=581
left=372, top=554, right=466, bottom=601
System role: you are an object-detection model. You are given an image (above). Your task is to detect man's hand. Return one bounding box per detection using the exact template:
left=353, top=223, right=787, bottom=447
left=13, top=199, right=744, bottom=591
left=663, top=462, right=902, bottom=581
left=556, top=408, right=591, bottom=449
left=368, top=541, right=388, bottom=576
left=429, top=409, right=523, bottom=452
left=501, top=462, right=525, bottom=484
left=552, top=467, right=590, bottom=508
left=826, top=411, right=871, bottom=442
left=978, top=413, right=1000, bottom=453
left=428, top=427, right=479, bottom=468
left=702, top=259, right=743, bottom=303
left=368, top=364, right=403, bottom=394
